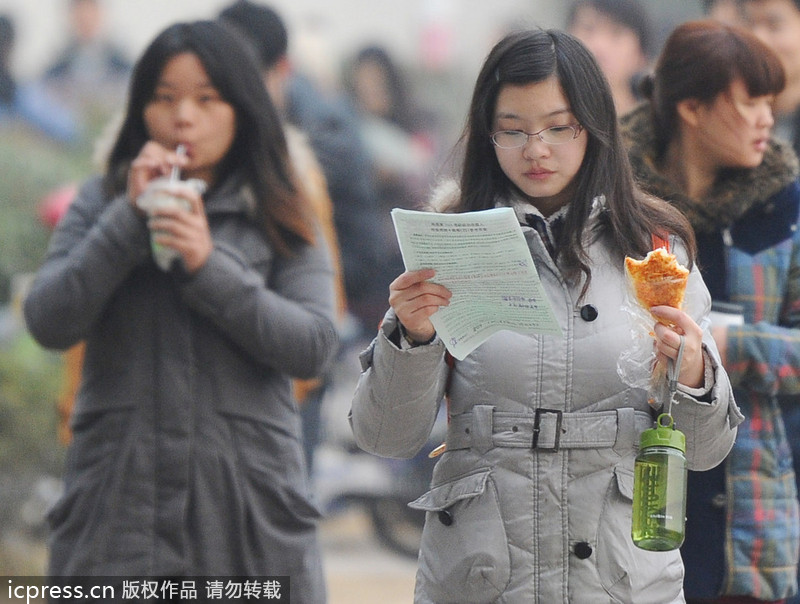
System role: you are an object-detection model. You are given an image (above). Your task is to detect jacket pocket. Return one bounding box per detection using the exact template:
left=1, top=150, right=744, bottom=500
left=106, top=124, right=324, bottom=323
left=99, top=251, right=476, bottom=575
left=595, top=464, right=683, bottom=603
left=596, top=465, right=635, bottom=595
left=46, top=409, right=130, bottom=550
left=409, top=469, right=511, bottom=603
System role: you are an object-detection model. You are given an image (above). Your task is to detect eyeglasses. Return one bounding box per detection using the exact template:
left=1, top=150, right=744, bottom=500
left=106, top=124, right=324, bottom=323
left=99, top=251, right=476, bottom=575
left=490, top=124, right=583, bottom=148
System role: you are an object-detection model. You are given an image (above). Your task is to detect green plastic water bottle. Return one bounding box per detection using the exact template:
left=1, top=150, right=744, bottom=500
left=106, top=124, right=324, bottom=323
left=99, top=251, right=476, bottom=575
left=631, top=413, right=687, bottom=551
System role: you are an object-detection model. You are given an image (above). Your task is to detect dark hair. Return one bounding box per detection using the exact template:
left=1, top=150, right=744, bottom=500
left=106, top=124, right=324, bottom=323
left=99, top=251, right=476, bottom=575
left=701, top=0, right=727, bottom=10
left=642, top=19, right=785, bottom=157
left=742, top=0, right=800, bottom=11
left=0, top=14, right=15, bottom=104
left=454, top=28, right=695, bottom=294
left=566, top=0, right=653, bottom=56
left=218, top=1, right=288, bottom=71
left=106, top=20, right=314, bottom=255
left=344, top=45, right=414, bottom=130
left=0, top=13, right=13, bottom=54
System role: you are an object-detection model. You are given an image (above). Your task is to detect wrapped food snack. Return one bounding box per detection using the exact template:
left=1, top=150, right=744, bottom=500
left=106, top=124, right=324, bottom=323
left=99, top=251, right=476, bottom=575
left=624, top=247, right=689, bottom=318
left=619, top=245, right=690, bottom=404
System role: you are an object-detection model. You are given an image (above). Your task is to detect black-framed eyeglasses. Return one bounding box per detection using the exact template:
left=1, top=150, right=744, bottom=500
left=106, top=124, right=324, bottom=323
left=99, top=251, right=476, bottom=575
left=490, top=124, right=583, bottom=148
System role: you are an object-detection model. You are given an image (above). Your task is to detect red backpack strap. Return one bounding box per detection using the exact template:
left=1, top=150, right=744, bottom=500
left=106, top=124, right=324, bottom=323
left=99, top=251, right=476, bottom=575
left=652, top=232, right=670, bottom=253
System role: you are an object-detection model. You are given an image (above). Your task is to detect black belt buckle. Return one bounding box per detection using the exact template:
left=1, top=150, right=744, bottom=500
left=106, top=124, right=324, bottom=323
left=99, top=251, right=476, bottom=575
left=532, top=408, right=563, bottom=452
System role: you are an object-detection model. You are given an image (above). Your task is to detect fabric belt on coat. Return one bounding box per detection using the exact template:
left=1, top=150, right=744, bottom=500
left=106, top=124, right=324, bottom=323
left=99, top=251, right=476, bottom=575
left=446, top=405, right=655, bottom=455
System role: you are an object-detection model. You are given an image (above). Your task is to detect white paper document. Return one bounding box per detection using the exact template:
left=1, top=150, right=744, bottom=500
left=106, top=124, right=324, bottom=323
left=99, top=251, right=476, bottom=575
left=391, top=207, right=562, bottom=360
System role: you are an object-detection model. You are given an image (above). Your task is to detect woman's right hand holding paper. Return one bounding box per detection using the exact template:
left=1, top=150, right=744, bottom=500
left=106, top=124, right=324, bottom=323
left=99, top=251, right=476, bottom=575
left=389, top=269, right=451, bottom=343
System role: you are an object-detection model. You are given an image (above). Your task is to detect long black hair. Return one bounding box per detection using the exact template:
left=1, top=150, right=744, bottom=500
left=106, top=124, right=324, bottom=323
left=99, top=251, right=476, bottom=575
left=106, top=20, right=314, bottom=255
left=454, top=28, right=695, bottom=293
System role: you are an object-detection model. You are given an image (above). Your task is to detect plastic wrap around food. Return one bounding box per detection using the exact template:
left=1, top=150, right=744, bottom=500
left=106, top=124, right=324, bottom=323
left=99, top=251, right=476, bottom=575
left=617, top=247, right=689, bottom=405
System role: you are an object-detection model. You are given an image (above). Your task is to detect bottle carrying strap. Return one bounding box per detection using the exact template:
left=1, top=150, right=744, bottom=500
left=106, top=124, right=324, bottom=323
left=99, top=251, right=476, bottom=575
left=666, top=335, right=685, bottom=417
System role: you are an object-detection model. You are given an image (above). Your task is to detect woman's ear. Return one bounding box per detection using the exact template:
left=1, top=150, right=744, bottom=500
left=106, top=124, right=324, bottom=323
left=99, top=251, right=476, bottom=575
left=676, top=98, right=702, bottom=128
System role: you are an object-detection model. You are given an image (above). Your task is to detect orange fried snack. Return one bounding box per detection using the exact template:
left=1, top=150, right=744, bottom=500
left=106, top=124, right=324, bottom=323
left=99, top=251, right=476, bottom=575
left=624, top=247, right=689, bottom=312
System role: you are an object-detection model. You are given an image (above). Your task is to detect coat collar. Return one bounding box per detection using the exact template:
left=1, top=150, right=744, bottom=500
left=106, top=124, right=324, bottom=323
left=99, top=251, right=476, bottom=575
left=202, top=170, right=257, bottom=219
left=620, top=102, right=799, bottom=233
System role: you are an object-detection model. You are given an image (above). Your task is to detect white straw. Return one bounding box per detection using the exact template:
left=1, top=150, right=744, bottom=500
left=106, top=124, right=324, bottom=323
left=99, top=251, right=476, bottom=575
left=170, top=144, right=186, bottom=182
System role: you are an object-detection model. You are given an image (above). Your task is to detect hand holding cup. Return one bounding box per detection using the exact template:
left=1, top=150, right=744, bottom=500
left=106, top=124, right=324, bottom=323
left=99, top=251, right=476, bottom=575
left=130, top=143, right=210, bottom=272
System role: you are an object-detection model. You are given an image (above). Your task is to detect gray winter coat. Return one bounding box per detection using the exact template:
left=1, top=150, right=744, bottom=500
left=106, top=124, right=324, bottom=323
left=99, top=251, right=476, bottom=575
left=351, top=201, right=742, bottom=603
left=24, top=173, right=338, bottom=603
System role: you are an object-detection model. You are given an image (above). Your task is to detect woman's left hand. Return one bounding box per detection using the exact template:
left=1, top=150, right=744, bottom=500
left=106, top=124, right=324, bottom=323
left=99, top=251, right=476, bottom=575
left=147, top=186, right=213, bottom=274
left=649, top=305, right=705, bottom=389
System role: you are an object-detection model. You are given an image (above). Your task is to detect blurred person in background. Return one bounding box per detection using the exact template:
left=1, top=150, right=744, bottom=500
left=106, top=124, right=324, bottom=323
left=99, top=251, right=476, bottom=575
left=0, top=13, right=77, bottom=144
left=741, top=5, right=800, bottom=602
left=565, top=0, right=653, bottom=115
left=742, top=0, right=800, bottom=156
left=217, top=0, right=349, bottom=474
left=40, top=0, right=131, bottom=144
left=0, top=14, right=10, bottom=108
left=342, top=44, right=440, bottom=291
left=703, top=0, right=747, bottom=25
left=219, top=1, right=387, bottom=340
left=620, top=19, right=800, bottom=603
left=23, top=21, right=338, bottom=597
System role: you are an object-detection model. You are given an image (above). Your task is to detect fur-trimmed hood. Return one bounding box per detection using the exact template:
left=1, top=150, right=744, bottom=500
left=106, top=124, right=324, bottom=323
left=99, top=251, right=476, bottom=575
left=620, top=102, right=799, bottom=234
left=425, top=179, right=460, bottom=212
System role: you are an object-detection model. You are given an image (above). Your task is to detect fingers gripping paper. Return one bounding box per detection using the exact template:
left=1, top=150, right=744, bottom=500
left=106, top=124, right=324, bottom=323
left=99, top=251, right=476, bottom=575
left=391, top=207, right=562, bottom=360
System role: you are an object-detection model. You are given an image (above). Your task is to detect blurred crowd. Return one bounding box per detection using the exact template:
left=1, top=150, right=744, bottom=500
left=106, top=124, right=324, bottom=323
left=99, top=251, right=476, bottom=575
left=0, top=0, right=458, bottom=330
left=7, top=0, right=800, bottom=602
